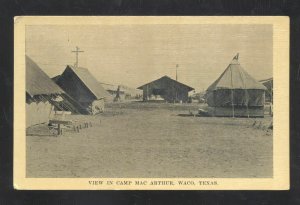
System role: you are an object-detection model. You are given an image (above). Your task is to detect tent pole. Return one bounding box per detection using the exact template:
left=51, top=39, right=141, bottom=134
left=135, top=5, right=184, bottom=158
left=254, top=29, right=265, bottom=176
left=147, top=85, right=149, bottom=101
left=231, top=89, right=235, bottom=118
left=230, top=65, right=235, bottom=118
left=245, top=89, right=249, bottom=118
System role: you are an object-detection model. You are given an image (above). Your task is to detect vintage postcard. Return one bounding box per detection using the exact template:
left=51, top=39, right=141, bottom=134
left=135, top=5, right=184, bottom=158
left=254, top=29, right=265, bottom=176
left=14, top=16, right=289, bottom=190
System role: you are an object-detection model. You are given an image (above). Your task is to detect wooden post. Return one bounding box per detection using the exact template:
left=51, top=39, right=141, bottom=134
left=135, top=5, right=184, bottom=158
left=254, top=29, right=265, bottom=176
left=231, top=89, right=235, bottom=118
left=58, top=124, right=61, bottom=135
left=245, top=89, right=249, bottom=118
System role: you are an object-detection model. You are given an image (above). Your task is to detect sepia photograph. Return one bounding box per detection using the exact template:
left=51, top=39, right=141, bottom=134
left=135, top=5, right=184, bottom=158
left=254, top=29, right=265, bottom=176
left=14, top=16, right=289, bottom=190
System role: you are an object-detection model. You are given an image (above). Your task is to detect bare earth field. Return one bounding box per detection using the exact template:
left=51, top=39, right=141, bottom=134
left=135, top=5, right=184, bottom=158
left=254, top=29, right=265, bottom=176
left=26, top=102, right=273, bottom=178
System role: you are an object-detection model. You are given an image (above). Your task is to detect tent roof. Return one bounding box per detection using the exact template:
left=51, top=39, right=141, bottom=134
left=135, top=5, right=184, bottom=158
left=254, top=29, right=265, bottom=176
left=66, top=65, right=108, bottom=99
left=26, top=56, right=64, bottom=96
left=99, top=83, right=142, bottom=95
left=207, top=58, right=267, bottom=91
left=52, top=75, right=61, bottom=83
left=119, top=84, right=143, bottom=95
left=259, top=77, right=273, bottom=91
left=259, top=77, right=273, bottom=83
left=137, top=75, right=194, bottom=91
left=99, top=82, right=122, bottom=92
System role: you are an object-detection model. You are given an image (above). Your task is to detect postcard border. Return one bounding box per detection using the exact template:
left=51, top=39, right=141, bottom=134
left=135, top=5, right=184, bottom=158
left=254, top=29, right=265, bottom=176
left=14, top=16, right=289, bottom=190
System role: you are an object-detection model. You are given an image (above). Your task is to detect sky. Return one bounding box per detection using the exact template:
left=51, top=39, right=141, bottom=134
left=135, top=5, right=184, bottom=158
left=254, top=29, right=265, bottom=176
left=26, top=24, right=273, bottom=92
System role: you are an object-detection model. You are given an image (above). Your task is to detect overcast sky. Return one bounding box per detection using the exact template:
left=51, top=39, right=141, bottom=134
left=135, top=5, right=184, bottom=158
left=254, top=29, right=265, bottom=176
left=26, top=24, right=272, bottom=92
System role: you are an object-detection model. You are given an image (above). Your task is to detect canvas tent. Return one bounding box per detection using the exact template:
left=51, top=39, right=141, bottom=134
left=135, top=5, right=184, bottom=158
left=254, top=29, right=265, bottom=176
left=99, top=83, right=142, bottom=102
left=55, top=65, right=108, bottom=114
left=137, top=75, right=194, bottom=103
left=206, top=54, right=267, bottom=117
left=259, top=78, right=273, bottom=103
left=119, top=85, right=143, bottom=100
left=26, top=56, right=71, bottom=127
left=99, top=82, right=125, bottom=102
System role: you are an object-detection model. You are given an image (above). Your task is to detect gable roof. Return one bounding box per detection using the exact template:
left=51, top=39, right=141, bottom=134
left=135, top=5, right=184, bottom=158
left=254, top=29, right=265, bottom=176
left=137, top=75, right=194, bottom=91
left=207, top=58, right=267, bottom=91
left=52, top=75, right=61, bottom=83
left=259, top=77, right=273, bottom=83
left=65, top=65, right=108, bottom=99
left=99, top=82, right=123, bottom=92
left=26, top=56, right=64, bottom=97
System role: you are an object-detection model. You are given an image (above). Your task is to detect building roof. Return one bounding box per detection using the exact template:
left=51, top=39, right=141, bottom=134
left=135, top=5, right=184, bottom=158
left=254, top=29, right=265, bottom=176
left=137, top=75, right=194, bottom=91
left=66, top=65, right=108, bottom=99
left=99, top=83, right=142, bottom=96
left=99, top=82, right=122, bottom=92
left=207, top=58, right=267, bottom=91
left=26, top=56, right=64, bottom=97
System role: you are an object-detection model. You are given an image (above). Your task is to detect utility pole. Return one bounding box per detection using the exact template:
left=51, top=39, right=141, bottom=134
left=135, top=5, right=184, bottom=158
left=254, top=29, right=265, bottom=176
left=176, top=64, right=179, bottom=81
left=72, top=46, right=84, bottom=68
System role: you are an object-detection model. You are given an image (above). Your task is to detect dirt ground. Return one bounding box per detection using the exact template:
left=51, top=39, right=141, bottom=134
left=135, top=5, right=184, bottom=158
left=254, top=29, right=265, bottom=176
left=26, top=102, right=273, bottom=178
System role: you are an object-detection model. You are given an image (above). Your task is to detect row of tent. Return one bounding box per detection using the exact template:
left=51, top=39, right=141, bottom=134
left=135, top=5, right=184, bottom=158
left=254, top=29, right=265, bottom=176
left=26, top=53, right=271, bottom=127
left=137, top=54, right=271, bottom=118
left=26, top=56, right=139, bottom=127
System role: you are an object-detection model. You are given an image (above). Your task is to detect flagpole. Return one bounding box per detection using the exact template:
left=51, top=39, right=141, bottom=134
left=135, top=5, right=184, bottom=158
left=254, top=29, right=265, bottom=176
left=230, top=54, right=239, bottom=118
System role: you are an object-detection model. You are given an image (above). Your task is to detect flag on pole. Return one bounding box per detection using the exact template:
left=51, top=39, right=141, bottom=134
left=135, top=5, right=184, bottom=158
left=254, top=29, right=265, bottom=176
left=233, top=53, right=239, bottom=60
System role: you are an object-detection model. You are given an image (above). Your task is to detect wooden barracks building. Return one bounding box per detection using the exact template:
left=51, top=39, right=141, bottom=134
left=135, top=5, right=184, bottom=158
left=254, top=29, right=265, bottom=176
left=137, top=75, right=194, bottom=103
